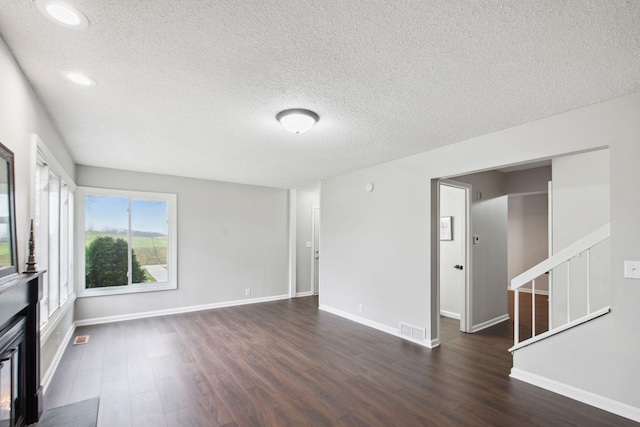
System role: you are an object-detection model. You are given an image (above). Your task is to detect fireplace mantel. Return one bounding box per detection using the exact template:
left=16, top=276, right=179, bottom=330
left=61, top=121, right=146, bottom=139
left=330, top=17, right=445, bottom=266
left=0, top=272, right=44, bottom=426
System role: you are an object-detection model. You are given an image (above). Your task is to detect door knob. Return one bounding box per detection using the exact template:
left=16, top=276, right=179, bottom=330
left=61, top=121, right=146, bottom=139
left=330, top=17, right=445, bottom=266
left=454, top=265, right=463, bottom=270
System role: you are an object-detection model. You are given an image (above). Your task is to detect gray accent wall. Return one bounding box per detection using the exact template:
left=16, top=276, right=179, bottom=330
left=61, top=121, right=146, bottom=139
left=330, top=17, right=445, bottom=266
left=505, top=166, right=551, bottom=195
left=321, top=91, right=640, bottom=410
left=0, top=37, right=76, bottom=385
left=508, top=194, right=549, bottom=291
left=74, top=166, right=289, bottom=321
left=454, top=171, right=509, bottom=328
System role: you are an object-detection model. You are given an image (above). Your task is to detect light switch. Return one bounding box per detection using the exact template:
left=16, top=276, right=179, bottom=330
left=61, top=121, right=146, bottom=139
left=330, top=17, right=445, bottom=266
left=473, top=235, right=480, bottom=246
left=306, top=241, right=312, bottom=248
left=624, top=261, right=640, bottom=279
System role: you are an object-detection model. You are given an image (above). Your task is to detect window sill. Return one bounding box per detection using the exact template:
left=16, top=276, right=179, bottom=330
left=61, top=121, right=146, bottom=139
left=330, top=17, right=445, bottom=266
left=41, top=292, right=76, bottom=344
left=77, top=282, right=177, bottom=298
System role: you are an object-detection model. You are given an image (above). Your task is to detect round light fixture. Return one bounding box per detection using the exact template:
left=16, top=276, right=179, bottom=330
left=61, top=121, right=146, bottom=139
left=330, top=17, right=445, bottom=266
left=276, top=109, right=319, bottom=134
left=36, top=0, right=89, bottom=29
left=64, top=72, right=97, bottom=86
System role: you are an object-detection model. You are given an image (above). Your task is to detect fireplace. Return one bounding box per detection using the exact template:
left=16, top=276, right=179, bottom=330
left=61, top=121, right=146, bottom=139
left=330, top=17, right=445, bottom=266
left=0, top=318, right=26, bottom=427
left=0, top=273, right=44, bottom=427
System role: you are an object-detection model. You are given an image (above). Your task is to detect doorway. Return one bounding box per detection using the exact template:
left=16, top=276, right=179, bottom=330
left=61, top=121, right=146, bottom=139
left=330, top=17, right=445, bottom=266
left=311, top=205, right=320, bottom=295
left=439, top=180, right=471, bottom=333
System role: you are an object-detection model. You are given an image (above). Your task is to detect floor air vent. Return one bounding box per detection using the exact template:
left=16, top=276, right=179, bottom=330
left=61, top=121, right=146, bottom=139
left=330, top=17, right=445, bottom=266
left=73, top=335, right=89, bottom=345
left=399, top=322, right=425, bottom=341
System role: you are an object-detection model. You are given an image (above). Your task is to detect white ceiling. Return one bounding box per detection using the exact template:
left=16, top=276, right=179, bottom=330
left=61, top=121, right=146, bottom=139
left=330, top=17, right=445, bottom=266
left=1, top=1, right=639, bottom=191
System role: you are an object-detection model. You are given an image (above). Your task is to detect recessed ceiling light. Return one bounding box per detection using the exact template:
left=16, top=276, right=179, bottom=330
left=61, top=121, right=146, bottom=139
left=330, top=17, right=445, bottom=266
left=36, top=0, right=89, bottom=29
left=276, top=109, right=319, bottom=134
left=63, top=72, right=97, bottom=86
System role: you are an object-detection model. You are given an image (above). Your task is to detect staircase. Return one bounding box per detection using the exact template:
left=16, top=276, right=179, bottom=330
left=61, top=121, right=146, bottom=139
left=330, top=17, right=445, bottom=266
left=509, top=224, right=610, bottom=352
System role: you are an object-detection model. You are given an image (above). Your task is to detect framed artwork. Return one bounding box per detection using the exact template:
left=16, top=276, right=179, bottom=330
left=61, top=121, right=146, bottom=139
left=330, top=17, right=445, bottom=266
left=440, top=216, right=452, bottom=241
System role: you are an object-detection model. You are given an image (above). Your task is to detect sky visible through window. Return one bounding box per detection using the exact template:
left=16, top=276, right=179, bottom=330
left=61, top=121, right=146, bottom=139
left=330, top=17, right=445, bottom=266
left=85, top=196, right=168, bottom=235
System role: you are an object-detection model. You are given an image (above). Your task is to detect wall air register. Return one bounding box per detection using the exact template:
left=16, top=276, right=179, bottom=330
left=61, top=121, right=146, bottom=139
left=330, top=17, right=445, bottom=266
left=399, top=322, right=426, bottom=341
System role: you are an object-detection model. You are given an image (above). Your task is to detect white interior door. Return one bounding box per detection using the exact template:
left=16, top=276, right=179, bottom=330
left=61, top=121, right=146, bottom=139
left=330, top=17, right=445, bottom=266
left=312, top=206, right=320, bottom=295
left=439, top=182, right=469, bottom=332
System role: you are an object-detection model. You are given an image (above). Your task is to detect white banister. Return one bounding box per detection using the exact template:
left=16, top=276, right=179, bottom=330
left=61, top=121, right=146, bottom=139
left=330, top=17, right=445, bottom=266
left=510, top=223, right=610, bottom=349
left=510, top=223, right=610, bottom=290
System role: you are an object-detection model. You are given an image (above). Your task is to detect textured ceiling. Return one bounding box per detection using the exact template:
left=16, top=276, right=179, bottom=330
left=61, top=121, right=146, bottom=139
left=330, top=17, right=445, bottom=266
left=0, top=1, right=639, bottom=190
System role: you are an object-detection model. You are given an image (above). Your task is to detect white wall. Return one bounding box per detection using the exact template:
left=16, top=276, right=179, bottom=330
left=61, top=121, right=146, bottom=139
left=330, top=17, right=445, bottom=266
left=0, top=37, right=76, bottom=385
left=296, top=191, right=319, bottom=294
left=321, top=90, right=640, bottom=412
left=551, top=150, right=610, bottom=325
left=454, top=171, right=508, bottom=327
left=74, top=166, right=289, bottom=321
left=552, top=150, right=609, bottom=251
left=508, top=194, right=548, bottom=291
left=514, top=140, right=637, bottom=413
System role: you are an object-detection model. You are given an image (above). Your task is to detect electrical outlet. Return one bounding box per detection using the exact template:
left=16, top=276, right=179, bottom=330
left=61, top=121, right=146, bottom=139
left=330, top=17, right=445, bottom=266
left=245, top=288, right=251, bottom=296
left=358, top=304, right=364, bottom=313
left=624, top=261, right=640, bottom=279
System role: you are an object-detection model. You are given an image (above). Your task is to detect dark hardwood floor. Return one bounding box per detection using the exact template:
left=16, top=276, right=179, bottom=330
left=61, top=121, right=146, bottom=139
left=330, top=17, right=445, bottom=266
left=45, top=296, right=634, bottom=426
left=509, top=290, right=550, bottom=341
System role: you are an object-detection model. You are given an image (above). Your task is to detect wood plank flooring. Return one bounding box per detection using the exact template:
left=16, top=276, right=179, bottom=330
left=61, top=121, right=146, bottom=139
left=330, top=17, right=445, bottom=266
left=45, top=296, right=635, bottom=426
left=509, top=290, right=550, bottom=341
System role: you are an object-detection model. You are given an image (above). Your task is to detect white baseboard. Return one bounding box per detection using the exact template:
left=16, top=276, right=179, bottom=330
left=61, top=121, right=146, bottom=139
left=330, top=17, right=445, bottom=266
left=42, top=322, right=76, bottom=396
left=296, top=291, right=313, bottom=297
left=510, top=368, right=640, bottom=423
left=440, top=310, right=461, bottom=320
left=75, top=294, right=290, bottom=326
left=318, top=305, right=436, bottom=349
left=471, top=313, right=510, bottom=333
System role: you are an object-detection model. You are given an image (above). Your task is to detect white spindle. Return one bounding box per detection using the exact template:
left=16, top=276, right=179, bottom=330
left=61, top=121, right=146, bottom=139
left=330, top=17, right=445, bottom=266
left=532, top=279, right=536, bottom=337
left=514, top=289, right=519, bottom=345
left=586, top=249, right=591, bottom=314
left=548, top=271, right=553, bottom=329
left=567, top=259, right=571, bottom=323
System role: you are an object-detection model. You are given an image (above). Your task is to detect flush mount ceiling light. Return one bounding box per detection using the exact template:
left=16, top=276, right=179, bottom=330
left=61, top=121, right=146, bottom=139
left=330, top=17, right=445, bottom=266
left=63, top=71, right=97, bottom=86
left=276, top=109, right=319, bottom=134
left=36, top=0, right=89, bottom=29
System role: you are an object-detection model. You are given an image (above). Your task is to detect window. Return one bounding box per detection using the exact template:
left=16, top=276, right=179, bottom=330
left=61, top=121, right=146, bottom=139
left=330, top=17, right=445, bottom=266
left=77, top=187, right=177, bottom=296
left=34, top=157, right=75, bottom=329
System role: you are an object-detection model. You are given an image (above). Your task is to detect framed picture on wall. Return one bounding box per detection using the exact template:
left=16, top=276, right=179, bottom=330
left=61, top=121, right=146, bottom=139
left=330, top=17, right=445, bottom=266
left=440, top=216, right=453, bottom=240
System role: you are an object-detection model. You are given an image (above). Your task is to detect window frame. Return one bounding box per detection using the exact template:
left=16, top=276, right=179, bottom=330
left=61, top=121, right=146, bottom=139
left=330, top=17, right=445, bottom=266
left=33, top=136, right=76, bottom=338
left=76, top=186, right=178, bottom=297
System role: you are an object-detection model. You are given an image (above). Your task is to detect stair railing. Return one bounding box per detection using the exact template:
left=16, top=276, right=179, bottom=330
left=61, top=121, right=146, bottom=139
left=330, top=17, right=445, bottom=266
left=510, top=223, right=610, bottom=350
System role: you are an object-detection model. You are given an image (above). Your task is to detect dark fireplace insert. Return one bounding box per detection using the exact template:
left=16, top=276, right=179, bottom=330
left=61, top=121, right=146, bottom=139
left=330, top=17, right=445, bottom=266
left=0, top=273, right=44, bottom=427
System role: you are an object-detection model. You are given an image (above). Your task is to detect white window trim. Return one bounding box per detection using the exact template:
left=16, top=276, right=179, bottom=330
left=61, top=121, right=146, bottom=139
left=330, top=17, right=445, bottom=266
left=76, top=186, right=178, bottom=297
left=32, top=134, right=77, bottom=337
